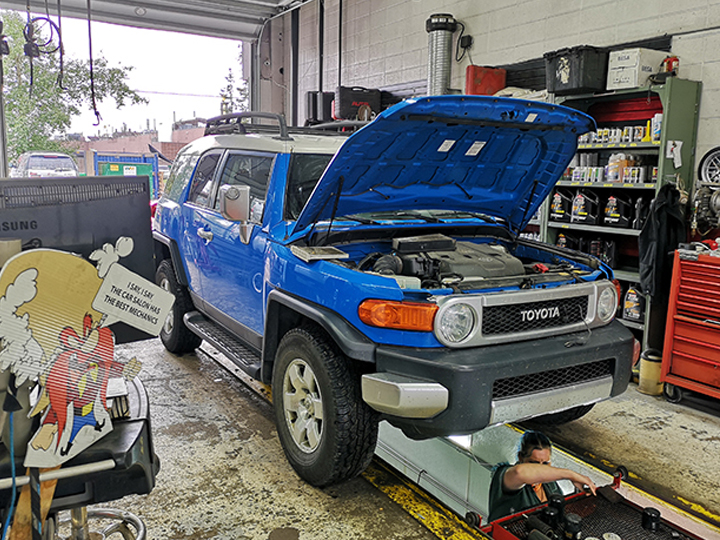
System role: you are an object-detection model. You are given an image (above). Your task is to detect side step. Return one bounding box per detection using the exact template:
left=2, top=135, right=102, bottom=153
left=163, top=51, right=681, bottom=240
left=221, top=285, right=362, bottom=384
left=184, top=311, right=262, bottom=380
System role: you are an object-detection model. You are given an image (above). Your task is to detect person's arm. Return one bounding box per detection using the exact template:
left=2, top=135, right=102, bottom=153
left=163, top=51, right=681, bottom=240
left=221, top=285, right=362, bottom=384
left=502, top=463, right=597, bottom=495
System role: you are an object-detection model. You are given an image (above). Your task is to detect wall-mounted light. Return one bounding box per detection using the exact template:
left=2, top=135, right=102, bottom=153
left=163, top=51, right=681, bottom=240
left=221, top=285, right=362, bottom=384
left=135, top=7, right=147, bottom=16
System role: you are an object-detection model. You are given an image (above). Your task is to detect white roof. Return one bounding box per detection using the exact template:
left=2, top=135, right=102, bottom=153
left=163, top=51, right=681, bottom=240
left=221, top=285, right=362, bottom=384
left=182, top=131, right=348, bottom=156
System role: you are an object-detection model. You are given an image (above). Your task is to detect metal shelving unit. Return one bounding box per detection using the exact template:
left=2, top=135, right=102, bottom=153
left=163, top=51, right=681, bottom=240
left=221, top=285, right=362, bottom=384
left=541, top=77, right=702, bottom=348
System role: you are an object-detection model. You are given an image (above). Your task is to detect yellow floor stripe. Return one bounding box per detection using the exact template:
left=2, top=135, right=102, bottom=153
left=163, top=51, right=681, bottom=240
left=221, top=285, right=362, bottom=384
left=362, top=459, right=491, bottom=540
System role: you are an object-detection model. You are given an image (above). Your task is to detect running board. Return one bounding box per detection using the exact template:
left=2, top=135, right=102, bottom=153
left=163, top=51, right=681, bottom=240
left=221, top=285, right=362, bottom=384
left=184, top=311, right=262, bottom=379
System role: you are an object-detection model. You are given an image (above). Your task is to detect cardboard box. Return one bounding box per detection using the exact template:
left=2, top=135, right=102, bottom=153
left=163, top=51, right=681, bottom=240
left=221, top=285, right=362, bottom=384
left=606, top=48, right=670, bottom=90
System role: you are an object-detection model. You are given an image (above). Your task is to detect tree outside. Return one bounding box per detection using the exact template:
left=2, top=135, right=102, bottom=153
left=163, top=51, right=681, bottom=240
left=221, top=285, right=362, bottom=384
left=219, top=46, right=249, bottom=116
left=1, top=10, right=146, bottom=163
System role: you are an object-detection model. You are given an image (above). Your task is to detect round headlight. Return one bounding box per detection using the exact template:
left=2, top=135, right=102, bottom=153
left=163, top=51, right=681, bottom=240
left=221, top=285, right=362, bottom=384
left=597, top=287, right=617, bottom=322
left=438, top=303, right=476, bottom=343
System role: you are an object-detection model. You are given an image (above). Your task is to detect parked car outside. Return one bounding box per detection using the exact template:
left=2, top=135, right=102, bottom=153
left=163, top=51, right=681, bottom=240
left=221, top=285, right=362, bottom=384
left=152, top=97, right=636, bottom=487
left=11, top=152, right=79, bottom=178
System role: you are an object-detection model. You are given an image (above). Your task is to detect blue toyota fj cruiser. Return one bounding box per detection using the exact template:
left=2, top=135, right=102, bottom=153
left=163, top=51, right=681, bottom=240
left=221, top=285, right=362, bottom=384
left=152, top=96, right=635, bottom=487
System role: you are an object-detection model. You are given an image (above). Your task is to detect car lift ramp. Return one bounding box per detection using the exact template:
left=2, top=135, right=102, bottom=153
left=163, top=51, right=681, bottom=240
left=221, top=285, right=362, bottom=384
left=373, top=422, right=720, bottom=539
left=201, top=344, right=720, bottom=540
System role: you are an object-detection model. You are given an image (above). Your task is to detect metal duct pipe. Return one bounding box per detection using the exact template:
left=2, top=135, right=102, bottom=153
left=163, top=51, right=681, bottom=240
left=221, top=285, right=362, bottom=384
left=426, top=14, right=457, bottom=96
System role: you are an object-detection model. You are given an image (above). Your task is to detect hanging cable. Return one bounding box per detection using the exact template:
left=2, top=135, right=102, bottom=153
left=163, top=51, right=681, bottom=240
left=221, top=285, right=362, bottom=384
left=22, top=0, right=65, bottom=95
left=23, top=1, right=39, bottom=95
left=54, top=0, right=66, bottom=88
left=454, top=20, right=475, bottom=66
left=86, top=0, right=101, bottom=125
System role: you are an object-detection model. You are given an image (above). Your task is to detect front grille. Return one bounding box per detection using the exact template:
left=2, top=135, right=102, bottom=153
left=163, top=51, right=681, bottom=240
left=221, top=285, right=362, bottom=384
left=482, top=296, right=589, bottom=336
left=492, top=359, right=613, bottom=399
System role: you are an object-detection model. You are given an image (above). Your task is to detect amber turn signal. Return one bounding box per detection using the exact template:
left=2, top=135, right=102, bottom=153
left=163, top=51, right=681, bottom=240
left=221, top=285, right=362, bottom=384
left=612, top=279, right=622, bottom=308
left=358, top=299, right=437, bottom=331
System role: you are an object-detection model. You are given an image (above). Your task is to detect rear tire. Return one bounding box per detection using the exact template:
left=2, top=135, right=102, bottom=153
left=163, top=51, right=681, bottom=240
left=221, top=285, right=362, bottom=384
left=272, top=327, right=379, bottom=487
left=156, top=260, right=202, bottom=354
left=528, top=404, right=595, bottom=426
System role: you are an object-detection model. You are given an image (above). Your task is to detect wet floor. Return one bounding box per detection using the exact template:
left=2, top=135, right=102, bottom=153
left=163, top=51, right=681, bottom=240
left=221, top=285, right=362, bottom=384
left=100, top=338, right=438, bottom=540
left=76, top=337, right=720, bottom=539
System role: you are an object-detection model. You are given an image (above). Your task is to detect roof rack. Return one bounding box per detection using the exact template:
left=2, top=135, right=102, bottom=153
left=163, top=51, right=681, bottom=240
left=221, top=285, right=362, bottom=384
left=308, top=120, right=368, bottom=132
left=204, top=112, right=370, bottom=138
left=204, top=112, right=292, bottom=139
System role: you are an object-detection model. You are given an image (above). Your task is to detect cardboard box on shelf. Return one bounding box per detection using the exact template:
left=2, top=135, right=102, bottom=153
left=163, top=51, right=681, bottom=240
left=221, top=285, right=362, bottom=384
left=606, top=48, right=670, bottom=90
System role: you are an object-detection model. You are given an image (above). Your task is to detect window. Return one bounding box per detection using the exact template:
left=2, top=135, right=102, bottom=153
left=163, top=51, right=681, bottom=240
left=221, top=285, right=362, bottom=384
left=187, top=150, right=223, bottom=207
left=163, top=151, right=198, bottom=202
left=215, top=152, right=274, bottom=223
left=284, top=154, right=334, bottom=220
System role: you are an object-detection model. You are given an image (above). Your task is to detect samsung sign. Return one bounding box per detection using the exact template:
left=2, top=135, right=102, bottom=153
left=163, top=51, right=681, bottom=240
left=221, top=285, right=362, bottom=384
left=1, top=220, right=38, bottom=231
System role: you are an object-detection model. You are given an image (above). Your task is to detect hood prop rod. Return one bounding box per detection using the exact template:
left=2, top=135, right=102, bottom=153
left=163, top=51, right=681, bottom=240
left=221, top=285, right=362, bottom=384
left=321, top=175, right=345, bottom=246
left=516, top=179, right=539, bottom=236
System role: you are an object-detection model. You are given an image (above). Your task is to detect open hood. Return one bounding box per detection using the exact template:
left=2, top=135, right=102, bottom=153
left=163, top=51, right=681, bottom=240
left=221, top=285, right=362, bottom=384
left=291, top=95, right=595, bottom=237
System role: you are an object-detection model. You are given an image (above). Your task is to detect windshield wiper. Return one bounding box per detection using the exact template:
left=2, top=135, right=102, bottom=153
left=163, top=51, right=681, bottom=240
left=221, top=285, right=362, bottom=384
left=340, top=214, right=380, bottom=224
left=432, top=210, right=495, bottom=223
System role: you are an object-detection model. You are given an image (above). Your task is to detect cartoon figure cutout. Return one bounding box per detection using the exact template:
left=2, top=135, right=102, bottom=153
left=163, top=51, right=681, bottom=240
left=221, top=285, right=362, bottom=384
left=0, top=237, right=173, bottom=467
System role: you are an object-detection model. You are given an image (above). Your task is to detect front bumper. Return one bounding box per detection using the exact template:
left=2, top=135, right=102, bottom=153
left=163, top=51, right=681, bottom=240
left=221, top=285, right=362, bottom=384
left=362, top=319, right=634, bottom=439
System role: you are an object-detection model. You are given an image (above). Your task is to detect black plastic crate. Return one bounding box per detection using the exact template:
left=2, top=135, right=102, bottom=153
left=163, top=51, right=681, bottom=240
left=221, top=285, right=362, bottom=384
left=334, top=86, right=382, bottom=120
left=544, top=45, right=608, bottom=95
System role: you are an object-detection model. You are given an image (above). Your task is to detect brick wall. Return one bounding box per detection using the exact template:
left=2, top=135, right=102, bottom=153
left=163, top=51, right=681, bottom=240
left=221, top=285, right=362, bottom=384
left=266, top=0, right=720, bottom=175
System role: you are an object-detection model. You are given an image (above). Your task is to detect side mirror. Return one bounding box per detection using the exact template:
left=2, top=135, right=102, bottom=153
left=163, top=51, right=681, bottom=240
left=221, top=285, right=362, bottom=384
left=220, top=184, right=251, bottom=222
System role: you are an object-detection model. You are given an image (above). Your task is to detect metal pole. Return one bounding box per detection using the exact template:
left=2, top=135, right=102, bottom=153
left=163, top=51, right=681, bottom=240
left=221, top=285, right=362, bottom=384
left=318, top=0, right=324, bottom=91
left=70, top=507, right=91, bottom=540
left=0, top=56, right=9, bottom=177
left=291, top=9, right=299, bottom=126
left=338, top=0, right=342, bottom=89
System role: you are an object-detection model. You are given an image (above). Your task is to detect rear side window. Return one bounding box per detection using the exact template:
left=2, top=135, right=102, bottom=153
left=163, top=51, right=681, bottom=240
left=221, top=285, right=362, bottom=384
left=215, top=152, right=274, bottom=223
left=186, top=150, right=223, bottom=207
left=164, top=151, right=199, bottom=202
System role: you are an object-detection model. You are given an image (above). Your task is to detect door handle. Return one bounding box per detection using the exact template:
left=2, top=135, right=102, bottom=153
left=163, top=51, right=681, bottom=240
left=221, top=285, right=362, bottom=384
left=197, top=229, right=213, bottom=243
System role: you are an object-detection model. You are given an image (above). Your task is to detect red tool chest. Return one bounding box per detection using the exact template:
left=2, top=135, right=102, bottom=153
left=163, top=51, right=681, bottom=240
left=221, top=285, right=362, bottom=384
left=661, top=250, right=720, bottom=400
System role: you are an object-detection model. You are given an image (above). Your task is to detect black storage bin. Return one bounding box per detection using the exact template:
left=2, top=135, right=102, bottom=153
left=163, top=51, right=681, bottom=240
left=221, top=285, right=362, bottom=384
left=335, top=86, right=382, bottom=120
left=316, top=91, right=334, bottom=122
left=306, top=91, right=319, bottom=122
left=544, top=45, right=608, bottom=95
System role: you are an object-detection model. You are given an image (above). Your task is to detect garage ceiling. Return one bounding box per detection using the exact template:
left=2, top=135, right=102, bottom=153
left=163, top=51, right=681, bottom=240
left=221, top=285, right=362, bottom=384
left=0, top=0, right=308, bottom=41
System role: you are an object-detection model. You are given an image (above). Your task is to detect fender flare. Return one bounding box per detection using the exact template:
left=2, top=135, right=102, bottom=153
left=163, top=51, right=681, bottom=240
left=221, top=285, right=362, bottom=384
left=261, top=289, right=376, bottom=383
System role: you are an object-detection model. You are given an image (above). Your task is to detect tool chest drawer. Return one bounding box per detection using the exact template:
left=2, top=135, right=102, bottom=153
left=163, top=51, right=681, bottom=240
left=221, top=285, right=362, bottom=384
left=662, top=251, right=720, bottom=400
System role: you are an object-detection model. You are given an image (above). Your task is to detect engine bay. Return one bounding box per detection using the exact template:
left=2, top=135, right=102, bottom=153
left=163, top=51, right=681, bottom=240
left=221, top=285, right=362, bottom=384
left=296, top=233, right=599, bottom=290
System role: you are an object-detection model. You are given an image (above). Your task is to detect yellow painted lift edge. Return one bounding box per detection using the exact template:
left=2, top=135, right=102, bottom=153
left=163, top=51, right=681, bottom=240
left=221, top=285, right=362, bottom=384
left=362, top=458, right=491, bottom=540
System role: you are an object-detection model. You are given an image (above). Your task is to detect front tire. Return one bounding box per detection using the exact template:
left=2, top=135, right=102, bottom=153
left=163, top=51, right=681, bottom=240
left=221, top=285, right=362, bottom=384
left=272, top=327, right=379, bottom=487
left=156, top=260, right=202, bottom=354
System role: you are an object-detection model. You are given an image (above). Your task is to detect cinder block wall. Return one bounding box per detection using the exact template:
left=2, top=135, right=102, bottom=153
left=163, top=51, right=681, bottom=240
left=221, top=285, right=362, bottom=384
left=269, top=0, right=720, bottom=168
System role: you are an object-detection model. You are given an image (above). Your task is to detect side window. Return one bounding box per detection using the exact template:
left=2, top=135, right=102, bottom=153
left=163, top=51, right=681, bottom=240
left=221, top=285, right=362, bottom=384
left=187, top=150, right=223, bottom=207
left=215, top=152, right=274, bottom=223
left=163, top=151, right=199, bottom=202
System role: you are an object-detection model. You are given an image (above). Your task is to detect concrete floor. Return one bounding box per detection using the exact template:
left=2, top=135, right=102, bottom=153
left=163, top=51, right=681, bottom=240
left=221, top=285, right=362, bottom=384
left=93, top=338, right=438, bottom=540
left=73, top=337, right=720, bottom=539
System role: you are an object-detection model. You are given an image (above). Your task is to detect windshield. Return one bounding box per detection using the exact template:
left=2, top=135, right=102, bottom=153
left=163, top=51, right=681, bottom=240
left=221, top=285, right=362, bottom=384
left=27, top=155, right=77, bottom=170
left=285, top=153, right=334, bottom=220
